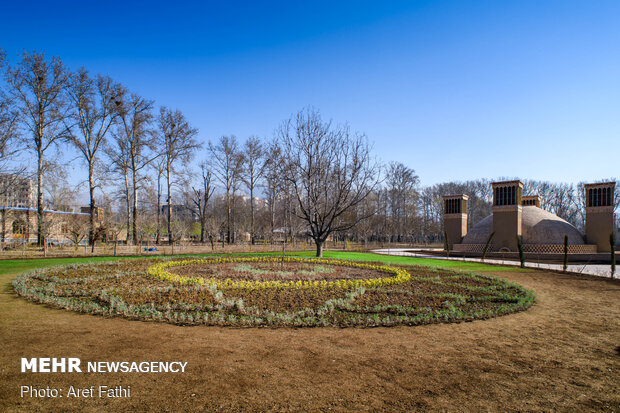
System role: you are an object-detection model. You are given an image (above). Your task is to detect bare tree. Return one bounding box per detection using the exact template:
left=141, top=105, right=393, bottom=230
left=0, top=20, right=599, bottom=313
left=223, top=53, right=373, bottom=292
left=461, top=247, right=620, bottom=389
left=208, top=136, right=243, bottom=244
left=386, top=161, right=419, bottom=242
left=0, top=52, right=26, bottom=208
left=65, top=214, right=88, bottom=252
left=149, top=155, right=165, bottom=244
left=277, top=108, right=380, bottom=257
left=188, top=162, right=215, bottom=243
left=43, top=162, right=79, bottom=211
left=4, top=51, right=70, bottom=245
left=111, top=88, right=155, bottom=244
left=263, top=140, right=283, bottom=241
left=157, top=107, right=200, bottom=244
left=241, top=136, right=268, bottom=244
left=66, top=68, right=119, bottom=250
left=105, top=130, right=133, bottom=243
left=0, top=49, right=22, bottom=168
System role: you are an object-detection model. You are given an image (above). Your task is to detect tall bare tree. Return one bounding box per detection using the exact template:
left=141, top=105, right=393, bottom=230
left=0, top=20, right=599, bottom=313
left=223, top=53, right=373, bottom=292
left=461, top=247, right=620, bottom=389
left=263, top=140, right=283, bottom=240
left=66, top=68, right=119, bottom=250
left=0, top=49, right=21, bottom=170
left=149, top=155, right=165, bottom=244
left=0, top=50, right=27, bottom=224
left=188, top=162, right=215, bottom=243
left=157, top=107, right=200, bottom=244
left=277, top=108, right=380, bottom=257
left=386, top=162, right=419, bottom=242
left=105, top=129, right=133, bottom=243
left=4, top=51, right=70, bottom=245
left=208, top=135, right=243, bottom=244
left=111, top=88, right=155, bottom=244
left=241, top=136, right=268, bottom=244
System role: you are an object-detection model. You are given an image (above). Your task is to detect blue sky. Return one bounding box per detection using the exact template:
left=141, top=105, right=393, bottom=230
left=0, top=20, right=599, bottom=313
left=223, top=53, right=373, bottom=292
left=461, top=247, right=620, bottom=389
left=1, top=0, right=619, bottom=187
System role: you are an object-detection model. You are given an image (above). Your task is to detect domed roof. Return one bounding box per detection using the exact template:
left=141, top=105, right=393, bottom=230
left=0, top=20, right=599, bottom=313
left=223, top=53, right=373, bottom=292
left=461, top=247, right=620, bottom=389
left=461, top=206, right=585, bottom=245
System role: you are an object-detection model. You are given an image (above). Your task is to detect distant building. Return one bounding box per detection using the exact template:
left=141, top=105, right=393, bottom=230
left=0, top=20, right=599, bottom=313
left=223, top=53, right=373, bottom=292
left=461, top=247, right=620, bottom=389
left=0, top=206, right=92, bottom=245
left=444, top=180, right=617, bottom=254
left=0, top=174, right=36, bottom=208
left=0, top=174, right=102, bottom=245
left=80, top=206, right=105, bottom=221
left=160, top=204, right=198, bottom=222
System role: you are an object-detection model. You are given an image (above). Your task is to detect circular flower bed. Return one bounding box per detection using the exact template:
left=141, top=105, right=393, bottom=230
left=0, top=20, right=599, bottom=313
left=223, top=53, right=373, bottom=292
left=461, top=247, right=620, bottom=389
left=13, top=256, right=534, bottom=327
left=147, top=257, right=411, bottom=290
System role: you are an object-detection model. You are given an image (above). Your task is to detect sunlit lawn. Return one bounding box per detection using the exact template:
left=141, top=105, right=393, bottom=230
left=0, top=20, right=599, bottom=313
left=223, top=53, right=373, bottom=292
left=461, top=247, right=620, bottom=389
left=0, top=250, right=522, bottom=277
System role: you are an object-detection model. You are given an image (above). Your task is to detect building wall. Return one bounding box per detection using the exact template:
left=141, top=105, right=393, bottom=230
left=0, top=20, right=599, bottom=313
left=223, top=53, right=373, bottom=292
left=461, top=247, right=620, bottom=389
left=0, top=208, right=91, bottom=245
left=584, top=182, right=616, bottom=253
left=585, top=207, right=614, bottom=252
left=0, top=174, right=36, bottom=208
left=444, top=214, right=467, bottom=248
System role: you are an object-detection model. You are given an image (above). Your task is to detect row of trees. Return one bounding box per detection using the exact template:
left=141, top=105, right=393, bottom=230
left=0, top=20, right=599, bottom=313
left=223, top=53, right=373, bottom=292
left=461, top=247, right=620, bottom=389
left=1, top=49, right=617, bottom=256
left=0, top=50, right=203, bottom=249
left=0, top=50, right=384, bottom=256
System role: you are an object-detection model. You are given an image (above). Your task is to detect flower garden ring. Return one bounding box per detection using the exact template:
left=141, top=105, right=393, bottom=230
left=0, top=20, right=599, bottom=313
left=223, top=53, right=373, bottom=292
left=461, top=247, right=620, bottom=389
left=147, top=256, right=411, bottom=290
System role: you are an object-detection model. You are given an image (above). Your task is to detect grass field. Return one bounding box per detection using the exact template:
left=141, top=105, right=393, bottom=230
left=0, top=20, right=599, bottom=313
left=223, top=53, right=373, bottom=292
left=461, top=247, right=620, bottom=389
left=0, top=250, right=521, bottom=276
left=1, top=251, right=619, bottom=411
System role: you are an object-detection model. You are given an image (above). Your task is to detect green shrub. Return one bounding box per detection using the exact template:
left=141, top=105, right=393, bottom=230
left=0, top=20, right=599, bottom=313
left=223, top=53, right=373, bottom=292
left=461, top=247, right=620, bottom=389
left=611, top=232, right=616, bottom=278
left=516, top=236, right=525, bottom=268
left=563, top=235, right=569, bottom=272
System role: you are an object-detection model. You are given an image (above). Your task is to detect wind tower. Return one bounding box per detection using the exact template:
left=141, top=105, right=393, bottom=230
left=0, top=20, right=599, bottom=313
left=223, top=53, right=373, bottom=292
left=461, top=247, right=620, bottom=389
left=491, top=180, right=523, bottom=251
left=522, top=195, right=540, bottom=207
left=443, top=194, right=468, bottom=249
left=584, top=182, right=615, bottom=252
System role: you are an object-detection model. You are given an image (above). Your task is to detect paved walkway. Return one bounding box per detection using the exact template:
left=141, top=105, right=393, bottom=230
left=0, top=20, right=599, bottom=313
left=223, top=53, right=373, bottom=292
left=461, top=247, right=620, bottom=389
left=371, top=248, right=618, bottom=279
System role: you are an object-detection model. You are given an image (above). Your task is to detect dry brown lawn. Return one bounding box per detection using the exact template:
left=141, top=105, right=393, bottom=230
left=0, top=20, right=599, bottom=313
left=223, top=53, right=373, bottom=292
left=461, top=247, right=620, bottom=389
left=1, top=261, right=619, bottom=412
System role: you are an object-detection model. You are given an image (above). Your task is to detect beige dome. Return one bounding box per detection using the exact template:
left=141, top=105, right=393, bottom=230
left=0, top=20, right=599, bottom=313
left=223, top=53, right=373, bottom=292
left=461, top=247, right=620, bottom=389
left=461, top=206, right=585, bottom=245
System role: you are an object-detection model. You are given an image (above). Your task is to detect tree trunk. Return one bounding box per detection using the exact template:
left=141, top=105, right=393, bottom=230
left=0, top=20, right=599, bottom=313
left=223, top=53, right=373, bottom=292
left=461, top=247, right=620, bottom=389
left=1, top=209, right=5, bottom=250
left=156, top=172, right=161, bottom=244
left=131, top=170, right=138, bottom=245
left=226, top=191, right=231, bottom=244
left=250, top=185, right=255, bottom=245
left=166, top=163, right=173, bottom=245
left=315, top=239, right=324, bottom=258
left=124, top=173, right=131, bottom=245
left=89, top=163, right=96, bottom=253
left=37, top=151, right=44, bottom=246
left=231, top=191, right=236, bottom=244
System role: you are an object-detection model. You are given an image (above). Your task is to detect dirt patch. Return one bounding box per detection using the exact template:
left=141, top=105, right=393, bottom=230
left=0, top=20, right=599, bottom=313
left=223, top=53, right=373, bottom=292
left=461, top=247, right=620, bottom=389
left=1, top=263, right=619, bottom=411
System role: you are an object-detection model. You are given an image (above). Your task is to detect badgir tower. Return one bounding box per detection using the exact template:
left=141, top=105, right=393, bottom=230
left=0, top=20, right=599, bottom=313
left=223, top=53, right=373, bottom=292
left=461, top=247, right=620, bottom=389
left=443, top=180, right=616, bottom=255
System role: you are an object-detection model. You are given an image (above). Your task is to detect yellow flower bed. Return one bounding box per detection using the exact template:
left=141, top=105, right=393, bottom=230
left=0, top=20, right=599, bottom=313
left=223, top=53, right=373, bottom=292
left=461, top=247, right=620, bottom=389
left=147, top=256, right=411, bottom=290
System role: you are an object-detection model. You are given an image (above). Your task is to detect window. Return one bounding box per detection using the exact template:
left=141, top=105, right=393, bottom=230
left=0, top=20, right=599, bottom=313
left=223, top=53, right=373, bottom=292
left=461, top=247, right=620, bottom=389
left=494, top=185, right=517, bottom=206
left=588, top=186, right=613, bottom=207
left=12, top=220, right=26, bottom=235
left=444, top=198, right=462, bottom=214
